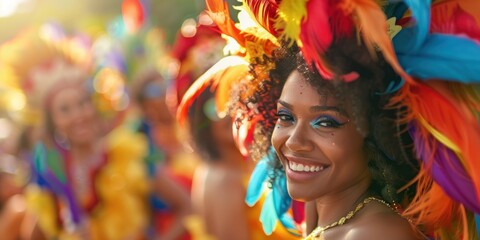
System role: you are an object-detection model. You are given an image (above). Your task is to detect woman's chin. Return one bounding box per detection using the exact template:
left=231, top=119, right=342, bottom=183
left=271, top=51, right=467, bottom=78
left=286, top=182, right=318, bottom=202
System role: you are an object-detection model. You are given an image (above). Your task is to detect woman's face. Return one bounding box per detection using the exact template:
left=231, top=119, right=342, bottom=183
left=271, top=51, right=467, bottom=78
left=50, top=87, right=98, bottom=146
left=271, top=70, right=370, bottom=201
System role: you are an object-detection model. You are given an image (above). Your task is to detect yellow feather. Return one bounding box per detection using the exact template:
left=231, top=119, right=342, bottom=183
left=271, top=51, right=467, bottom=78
left=275, top=0, right=309, bottom=45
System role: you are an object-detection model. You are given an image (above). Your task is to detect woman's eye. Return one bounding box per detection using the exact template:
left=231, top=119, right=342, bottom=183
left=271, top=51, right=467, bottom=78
left=310, top=116, right=343, bottom=129
left=276, top=110, right=294, bottom=123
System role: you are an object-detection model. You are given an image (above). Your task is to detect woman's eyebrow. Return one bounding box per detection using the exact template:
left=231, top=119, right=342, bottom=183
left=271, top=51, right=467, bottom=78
left=278, top=100, right=293, bottom=109
left=310, top=105, right=349, bottom=117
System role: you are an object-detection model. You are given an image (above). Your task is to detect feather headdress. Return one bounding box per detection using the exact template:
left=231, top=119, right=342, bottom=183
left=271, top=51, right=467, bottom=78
left=0, top=23, right=129, bottom=129
left=0, top=24, right=92, bottom=125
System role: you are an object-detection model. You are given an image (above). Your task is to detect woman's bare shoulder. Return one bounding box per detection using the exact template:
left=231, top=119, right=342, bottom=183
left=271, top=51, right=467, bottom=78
left=345, top=202, right=423, bottom=240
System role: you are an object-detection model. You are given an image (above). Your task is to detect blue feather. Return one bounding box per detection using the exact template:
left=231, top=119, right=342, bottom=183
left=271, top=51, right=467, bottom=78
left=476, top=214, right=480, bottom=236
left=385, top=2, right=409, bottom=20
left=272, top=170, right=291, bottom=217
left=376, top=78, right=405, bottom=95
left=245, top=156, right=269, bottom=206
left=400, top=0, right=431, bottom=52
left=394, top=33, right=480, bottom=83
left=259, top=191, right=277, bottom=235
left=279, top=214, right=300, bottom=236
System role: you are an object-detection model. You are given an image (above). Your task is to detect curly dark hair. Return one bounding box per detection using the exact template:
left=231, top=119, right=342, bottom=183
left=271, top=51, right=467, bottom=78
left=230, top=38, right=419, bottom=206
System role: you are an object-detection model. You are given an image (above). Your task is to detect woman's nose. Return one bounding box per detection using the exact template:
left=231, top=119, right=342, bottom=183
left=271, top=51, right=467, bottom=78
left=285, top=121, right=314, bottom=152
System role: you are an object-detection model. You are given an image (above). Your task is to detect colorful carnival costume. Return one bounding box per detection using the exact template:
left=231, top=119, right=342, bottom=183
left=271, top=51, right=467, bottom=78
left=27, top=127, right=149, bottom=240
left=178, top=0, right=480, bottom=239
left=0, top=24, right=150, bottom=240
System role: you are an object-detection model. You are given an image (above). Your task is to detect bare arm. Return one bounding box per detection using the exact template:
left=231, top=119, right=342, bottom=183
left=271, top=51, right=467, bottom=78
left=153, top=168, right=191, bottom=240
left=0, top=195, right=27, bottom=240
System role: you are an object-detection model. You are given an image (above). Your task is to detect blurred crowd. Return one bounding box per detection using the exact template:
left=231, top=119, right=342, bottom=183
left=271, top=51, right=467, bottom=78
left=0, top=1, right=291, bottom=240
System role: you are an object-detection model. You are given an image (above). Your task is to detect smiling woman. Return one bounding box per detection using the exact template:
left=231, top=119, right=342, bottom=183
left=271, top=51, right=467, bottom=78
left=265, top=45, right=420, bottom=239
left=203, top=0, right=480, bottom=239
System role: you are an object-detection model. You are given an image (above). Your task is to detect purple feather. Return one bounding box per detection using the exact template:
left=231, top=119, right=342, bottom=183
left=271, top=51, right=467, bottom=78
left=409, top=122, right=480, bottom=213
left=43, top=171, right=82, bottom=224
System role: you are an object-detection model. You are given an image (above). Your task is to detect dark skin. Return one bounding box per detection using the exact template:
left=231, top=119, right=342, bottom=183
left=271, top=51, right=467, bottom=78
left=272, top=71, right=420, bottom=239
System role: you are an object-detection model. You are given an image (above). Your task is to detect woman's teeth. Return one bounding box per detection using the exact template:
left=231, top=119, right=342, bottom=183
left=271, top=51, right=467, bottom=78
left=289, top=161, right=325, bottom=172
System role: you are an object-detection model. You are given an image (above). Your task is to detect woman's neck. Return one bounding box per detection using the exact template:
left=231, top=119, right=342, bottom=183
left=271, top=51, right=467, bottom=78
left=314, top=173, right=372, bottom=228
left=215, top=144, right=246, bottom=168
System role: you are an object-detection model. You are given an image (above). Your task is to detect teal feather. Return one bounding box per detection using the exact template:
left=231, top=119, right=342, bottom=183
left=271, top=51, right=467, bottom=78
left=272, top=170, right=291, bottom=218
left=259, top=191, right=277, bottom=235
left=401, top=0, right=431, bottom=52
left=394, top=33, right=480, bottom=83
left=279, top=214, right=298, bottom=234
left=33, top=143, right=47, bottom=174
left=476, top=214, right=480, bottom=237
left=245, top=156, right=269, bottom=206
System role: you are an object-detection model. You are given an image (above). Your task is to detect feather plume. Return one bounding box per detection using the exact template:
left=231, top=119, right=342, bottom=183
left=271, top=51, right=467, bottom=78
left=176, top=56, right=249, bottom=126
left=259, top=192, right=277, bottom=235
left=214, top=63, right=249, bottom=116
left=244, top=0, right=279, bottom=35
left=458, top=0, right=480, bottom=25
left=298, top=0, right=333, bottom=79
left=205, top=0, right=245, bottom=46
left=234, top=4, right=280, bottom=58
left=394, top=82, right=480, bottom=222
left=246, top=156, right=269, bottom=207
left=408, top=121, right=480, bottom=213
left=291, top=200, right=305, bottom=225
left=272, top=169, right=291, bottom=220
left=401, top=0, right=431, bottom=52
left=341, top=0, right=412, bottom=83
left=246, top=148, right=301, bottom=236
left=394, top=33, right=480, bottom=84
left=275, top=0, right=308, bottom=45
left=430, top=1, right=480, bottom=42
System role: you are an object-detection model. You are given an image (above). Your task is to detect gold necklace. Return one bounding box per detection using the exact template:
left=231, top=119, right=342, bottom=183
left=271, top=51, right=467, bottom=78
left=304, top=197, right=392, bottom=240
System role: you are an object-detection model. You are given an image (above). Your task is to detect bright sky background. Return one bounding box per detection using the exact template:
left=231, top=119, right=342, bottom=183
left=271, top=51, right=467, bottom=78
left=0, top=0, right=207, bottom=44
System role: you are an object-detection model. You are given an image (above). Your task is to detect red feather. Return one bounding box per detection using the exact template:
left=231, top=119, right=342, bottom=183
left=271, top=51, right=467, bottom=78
left=299, top=0, right=334, bottom=79
left=431, top=1, right=480, bottom=42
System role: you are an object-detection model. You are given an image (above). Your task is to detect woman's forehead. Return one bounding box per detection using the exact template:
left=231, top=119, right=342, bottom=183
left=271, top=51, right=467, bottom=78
left=282, top=70, right=337, bottom=106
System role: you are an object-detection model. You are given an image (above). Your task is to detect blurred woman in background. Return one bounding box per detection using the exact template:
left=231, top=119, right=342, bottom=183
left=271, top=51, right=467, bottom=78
left=0, top=24, right=188, bottom=240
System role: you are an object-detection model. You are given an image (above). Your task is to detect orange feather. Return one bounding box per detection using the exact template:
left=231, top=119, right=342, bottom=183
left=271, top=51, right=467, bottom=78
left=205, top=0, right=246, bottom=47
left=177, top=56, right=249, bottom=126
